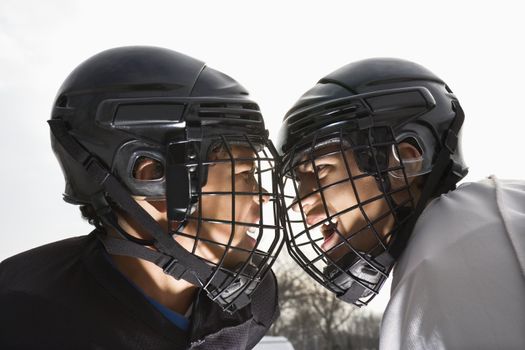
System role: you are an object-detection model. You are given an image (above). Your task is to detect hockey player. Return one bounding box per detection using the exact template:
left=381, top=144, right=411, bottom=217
left=0, top=46, right=284, bottom=349
left=277, top=58, right=525, bottom=349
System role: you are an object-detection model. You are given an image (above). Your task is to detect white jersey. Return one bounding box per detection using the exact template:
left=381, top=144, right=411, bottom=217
left=380, top=176, right=525, bottom=350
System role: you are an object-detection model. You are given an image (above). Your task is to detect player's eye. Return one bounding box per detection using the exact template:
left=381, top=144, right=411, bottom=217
left=315, top=164, right=327, bottom=173
left=314, top=164, right=331, bottom=179
left=235, top=160, right=256, bottom=175
left=241, top=166, right=256, bottom=176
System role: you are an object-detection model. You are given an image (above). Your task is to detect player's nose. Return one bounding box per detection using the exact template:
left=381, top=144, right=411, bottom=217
left=253, top=186, right=271, bottom=205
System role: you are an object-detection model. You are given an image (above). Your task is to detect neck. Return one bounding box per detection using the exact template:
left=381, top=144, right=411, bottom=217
left=110, top=253, right=198, bottom=315
left=105, top=212, right=198, bottom=315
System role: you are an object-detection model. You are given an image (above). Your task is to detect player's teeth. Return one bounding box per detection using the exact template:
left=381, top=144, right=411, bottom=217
left=324, top=219, right=337, bottom=226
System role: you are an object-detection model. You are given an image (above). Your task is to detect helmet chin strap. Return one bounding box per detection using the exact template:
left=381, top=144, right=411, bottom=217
left=48, top=119, right=259, bottom=313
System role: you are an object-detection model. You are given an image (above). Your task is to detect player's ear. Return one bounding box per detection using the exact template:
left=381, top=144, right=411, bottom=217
left=132, top=157, right=164, bottom=181
left=398, top=141, right=422, bottom=170
left=398, top=141, right=423, bottom=180
left=388, top=140, right=424, bottom=186
left=129, top=157, right=167, bottom=215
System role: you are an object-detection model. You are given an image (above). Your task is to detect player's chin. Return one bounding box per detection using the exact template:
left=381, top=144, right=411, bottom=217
left=323, top=239, right=354, bottom=263
left=222, top=245, right=256, bottom=269
left=237, top=233, right=258, bottom=251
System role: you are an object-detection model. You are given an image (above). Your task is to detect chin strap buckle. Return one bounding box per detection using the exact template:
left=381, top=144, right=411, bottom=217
left=163, top=258, right=187, bottom=280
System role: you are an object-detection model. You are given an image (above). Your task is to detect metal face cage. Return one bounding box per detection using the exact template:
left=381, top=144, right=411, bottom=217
left=279, top=125, right=416, bottom=306
left=164, top=134, right=284, bottom=312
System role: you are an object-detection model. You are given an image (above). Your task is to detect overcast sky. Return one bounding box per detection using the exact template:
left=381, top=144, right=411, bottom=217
left=1, top=0, right=524, bottom=313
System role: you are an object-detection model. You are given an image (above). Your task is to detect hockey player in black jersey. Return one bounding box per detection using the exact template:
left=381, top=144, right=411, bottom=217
left=0, top=46, right=284, bottom=349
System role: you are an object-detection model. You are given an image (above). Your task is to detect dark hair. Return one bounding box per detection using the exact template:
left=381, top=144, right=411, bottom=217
left=79, top=204, right=101, bottom=227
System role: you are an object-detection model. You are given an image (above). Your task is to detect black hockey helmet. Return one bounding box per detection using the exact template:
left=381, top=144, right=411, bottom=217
left=49, top=46, right=284, bottom=313
left=277, top=58, right=468, bottom=306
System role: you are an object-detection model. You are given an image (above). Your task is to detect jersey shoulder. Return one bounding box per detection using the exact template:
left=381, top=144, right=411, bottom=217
left=385, top=177, right=525, bottom=349
left=0, top=234, right=94, bottom=292
left=395, top=176, right=525, bottom=283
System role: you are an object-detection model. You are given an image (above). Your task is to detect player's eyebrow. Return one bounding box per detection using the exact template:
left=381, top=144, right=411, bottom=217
left=296, top=145, right=341, bottom=172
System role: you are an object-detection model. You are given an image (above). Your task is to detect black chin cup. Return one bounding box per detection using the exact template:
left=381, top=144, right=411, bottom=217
left=208, top=256, right=263, bottom=312
left=324, top=250, right=394, bottom=305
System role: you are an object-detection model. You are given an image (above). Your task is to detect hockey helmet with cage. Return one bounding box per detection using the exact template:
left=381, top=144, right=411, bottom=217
left=49, top=46, right=284, bottom=313
left=277, top=58, right=468, bottom=306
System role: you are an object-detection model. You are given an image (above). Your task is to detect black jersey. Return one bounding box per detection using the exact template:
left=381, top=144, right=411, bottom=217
left=0, top=231, right=279, bottom=349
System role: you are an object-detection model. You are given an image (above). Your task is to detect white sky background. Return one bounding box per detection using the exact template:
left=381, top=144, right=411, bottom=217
left=1, top=0, right=524, bottom=314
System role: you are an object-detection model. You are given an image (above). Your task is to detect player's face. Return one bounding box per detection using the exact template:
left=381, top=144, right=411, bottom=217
left=179, top=145, right=269, bottom=267
left=126, top=145, right=269, bottom=267
left=293, top=144, right=396, bottom=261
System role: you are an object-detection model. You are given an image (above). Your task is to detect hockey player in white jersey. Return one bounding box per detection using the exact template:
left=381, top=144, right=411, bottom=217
left=276, top=58, right=525, bottom=349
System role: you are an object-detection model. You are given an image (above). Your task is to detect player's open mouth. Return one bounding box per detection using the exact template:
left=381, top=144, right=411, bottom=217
left=320, top=218, right=340, bottom=251
left=244, top=222, right=260, bottom=248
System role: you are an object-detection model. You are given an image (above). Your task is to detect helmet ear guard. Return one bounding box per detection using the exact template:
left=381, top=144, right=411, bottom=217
left=389, top=136, right=425, bottom=179
left=388, top=100, right=466, bottom=259
left=112, top=140, right=167, bottom=200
